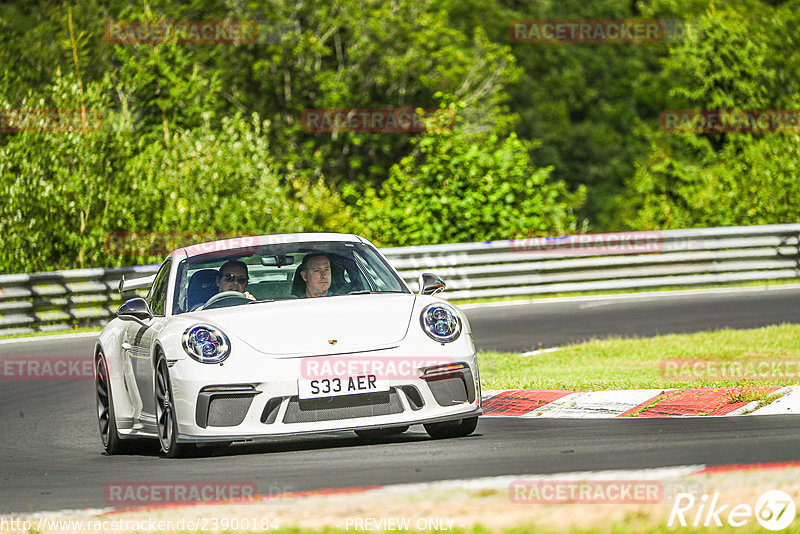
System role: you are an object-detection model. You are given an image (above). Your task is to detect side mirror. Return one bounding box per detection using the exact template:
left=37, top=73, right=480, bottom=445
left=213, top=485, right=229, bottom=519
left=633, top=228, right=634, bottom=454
left=418, top=273, right=446, bottom=296
left=117, top=298, right=153, bottom=325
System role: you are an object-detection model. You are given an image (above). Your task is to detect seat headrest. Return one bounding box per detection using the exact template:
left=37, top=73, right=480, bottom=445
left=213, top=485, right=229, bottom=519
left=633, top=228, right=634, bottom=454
left=188, top=268, right=220, bottom=310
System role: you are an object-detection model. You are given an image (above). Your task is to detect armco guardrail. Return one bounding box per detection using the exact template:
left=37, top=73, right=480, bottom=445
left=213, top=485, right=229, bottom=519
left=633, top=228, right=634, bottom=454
left=0, top=224, right=798, bottom=336
left=0, top=265, right=159, bottom=337
left=386, top=224, right=800, bottom=299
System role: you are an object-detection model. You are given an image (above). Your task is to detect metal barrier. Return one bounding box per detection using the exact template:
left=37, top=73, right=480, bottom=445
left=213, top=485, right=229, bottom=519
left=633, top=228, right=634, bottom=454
left=0, top=265, right=159, bottom=337
left=387, top=224, right=800, bottom=298
left=1, top=224, right=798, bottom=336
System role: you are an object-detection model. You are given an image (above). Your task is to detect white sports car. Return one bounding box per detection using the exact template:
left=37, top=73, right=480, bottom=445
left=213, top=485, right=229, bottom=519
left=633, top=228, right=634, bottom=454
left=94, top=233, right=481, bottom=457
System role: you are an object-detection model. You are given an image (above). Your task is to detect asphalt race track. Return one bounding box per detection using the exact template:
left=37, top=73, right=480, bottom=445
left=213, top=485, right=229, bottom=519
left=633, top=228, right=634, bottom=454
left=1, top=286, right=799, bottom=514
left=467, top=285, right=800, bottom=352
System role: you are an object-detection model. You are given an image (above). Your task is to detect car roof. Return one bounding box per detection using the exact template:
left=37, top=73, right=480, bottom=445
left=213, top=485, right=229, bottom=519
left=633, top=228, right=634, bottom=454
left=170, top=232, right=367, bottom=259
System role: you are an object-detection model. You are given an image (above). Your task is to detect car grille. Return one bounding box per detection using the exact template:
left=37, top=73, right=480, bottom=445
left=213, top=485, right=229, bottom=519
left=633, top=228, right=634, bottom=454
left=207, top=395, right=253, bottom=427
left=282, top=388, right=404, bottom=423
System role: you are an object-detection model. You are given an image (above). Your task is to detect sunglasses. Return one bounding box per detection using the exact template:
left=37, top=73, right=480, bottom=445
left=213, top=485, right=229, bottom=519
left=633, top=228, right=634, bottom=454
left=221, top=273, right=248, bottom=284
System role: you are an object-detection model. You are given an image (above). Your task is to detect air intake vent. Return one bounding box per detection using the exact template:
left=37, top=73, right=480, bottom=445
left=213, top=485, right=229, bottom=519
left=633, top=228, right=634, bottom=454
left=260, top=397, right=284, bottom=424
left=428, top=377, right=468, bottom=406
left=400, top=386, right=424, bottom=410
left=195, top=385, right=259, bottom=428
left=207, top=395, right=253, bottom=427
left=283, top=389, right=404, bottom=423
left=425, top=369, right=475, bottom=407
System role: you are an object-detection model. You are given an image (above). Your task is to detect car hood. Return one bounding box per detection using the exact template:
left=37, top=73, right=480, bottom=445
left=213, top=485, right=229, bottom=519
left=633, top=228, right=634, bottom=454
left=197, top=293, right=417, bottom=357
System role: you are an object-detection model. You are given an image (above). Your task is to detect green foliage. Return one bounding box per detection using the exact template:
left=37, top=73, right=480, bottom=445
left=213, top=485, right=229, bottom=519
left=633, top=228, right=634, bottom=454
left=348, top=110, right=584, bottom=246
left=625, top=132, right=800, bottom=229
left=125, top=111, right=349, bottom=233
left=622, top=2, right=800, bottom=229
left=112, top=41, right=223, bottom=144
left=467, top=0, right=670, bottom=228
left=0, top=73, right=137, bottom=272
left=661, top=7, right=775, bottom=110
left=202, top=0, right=521, bottom=189
left=1, top=0, right=798, bottom=273
left=0, top=71, right=348, bottom=272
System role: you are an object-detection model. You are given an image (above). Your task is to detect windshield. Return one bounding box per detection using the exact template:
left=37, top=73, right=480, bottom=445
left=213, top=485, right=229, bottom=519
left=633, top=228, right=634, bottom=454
left=172, top=240, right=409, bottom=314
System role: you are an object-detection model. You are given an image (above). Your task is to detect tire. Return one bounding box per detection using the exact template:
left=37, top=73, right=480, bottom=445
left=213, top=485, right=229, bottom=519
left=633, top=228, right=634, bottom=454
left=424, top=416, right=478, bottom=439
left=155, top=356, right=194, bottom=458
left=354, top=425, right=410, bottom=439
left=95, top=352, right=126, bottom=454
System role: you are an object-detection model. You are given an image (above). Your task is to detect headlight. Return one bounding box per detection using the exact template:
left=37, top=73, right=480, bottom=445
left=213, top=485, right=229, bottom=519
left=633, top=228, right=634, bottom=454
left=182, top=324, right=230, bottom=363
left=420, top=303, right=462, bottom=343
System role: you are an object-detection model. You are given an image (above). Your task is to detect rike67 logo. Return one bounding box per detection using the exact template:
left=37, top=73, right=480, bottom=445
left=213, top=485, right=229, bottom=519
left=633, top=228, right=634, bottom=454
left=669, top=490, right=796, bottom=531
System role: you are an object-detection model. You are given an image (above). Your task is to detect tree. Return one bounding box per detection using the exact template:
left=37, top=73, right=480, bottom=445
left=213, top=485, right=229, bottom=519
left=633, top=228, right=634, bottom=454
left=0, top=72, right=142, bottom=272
left=621, top=1, right=800, bottom=229
left=0, top=71, right=349, bottom=272
left=347, top=107, right=584, bottom=246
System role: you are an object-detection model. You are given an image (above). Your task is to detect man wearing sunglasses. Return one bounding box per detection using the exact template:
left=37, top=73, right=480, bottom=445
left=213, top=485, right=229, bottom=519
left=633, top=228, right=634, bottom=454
left=215, top=260, right=256, bottom=300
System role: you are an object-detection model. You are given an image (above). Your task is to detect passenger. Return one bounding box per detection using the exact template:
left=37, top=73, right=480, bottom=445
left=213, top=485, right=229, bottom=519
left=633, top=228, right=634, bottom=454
left=299, top=253, right=333, bottom=298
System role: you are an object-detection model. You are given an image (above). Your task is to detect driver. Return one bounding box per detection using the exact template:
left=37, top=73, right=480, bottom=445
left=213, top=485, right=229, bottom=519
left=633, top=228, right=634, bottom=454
left=216, top=260, right=255, bottom=298
left=196, top=260, right=255, bottom=310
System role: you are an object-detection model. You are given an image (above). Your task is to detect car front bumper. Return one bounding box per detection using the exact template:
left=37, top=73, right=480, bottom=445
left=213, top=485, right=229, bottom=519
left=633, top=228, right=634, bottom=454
left=168, top=349, right=482, bottom=442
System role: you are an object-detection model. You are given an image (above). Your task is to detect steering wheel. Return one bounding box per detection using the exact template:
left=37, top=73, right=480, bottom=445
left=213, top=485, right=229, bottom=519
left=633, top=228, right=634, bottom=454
left=202, top=291, right=252, bottom=310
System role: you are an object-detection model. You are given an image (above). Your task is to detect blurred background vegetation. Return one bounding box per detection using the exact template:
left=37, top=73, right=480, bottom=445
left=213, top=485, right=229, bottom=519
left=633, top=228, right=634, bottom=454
left=0, top=0, right=798, bottom=272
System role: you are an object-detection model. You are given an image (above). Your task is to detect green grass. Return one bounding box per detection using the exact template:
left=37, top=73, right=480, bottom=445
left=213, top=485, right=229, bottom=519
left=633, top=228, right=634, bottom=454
left=450, top=278, right=800, bottom=306
left=478, top=323, right=800, bottom=391
left=0, top=325, right=102, bottom=341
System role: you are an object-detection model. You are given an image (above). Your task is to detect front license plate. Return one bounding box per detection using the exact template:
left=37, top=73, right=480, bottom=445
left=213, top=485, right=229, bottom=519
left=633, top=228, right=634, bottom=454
left=298, top=375, right=389, bottom=400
